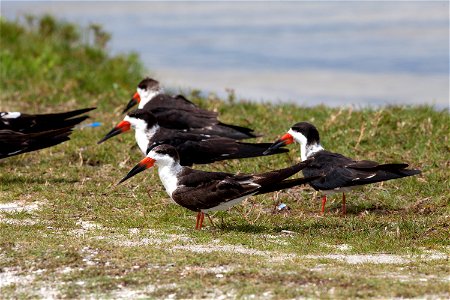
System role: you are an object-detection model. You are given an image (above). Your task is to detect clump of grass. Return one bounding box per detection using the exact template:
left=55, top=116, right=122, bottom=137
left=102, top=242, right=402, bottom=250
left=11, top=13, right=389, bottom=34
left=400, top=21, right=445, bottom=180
left=0, top=15, right=143, bottom=110
left=1, top=16, right=449, bottom=299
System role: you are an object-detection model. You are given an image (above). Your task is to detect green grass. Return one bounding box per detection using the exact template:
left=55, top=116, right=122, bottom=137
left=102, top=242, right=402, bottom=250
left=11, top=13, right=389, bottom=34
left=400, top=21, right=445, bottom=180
left=1, top=16, right=449, bottom=299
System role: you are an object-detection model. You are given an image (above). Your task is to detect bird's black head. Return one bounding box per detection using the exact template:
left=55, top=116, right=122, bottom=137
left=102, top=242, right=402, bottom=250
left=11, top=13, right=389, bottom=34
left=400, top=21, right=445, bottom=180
left=290, top=122, right=320, bottom=145
left=148, top=144, right=180, bottom=163
left=126, top=109, right=158, bottom=130
left=137, top=77, right=160, bottom=92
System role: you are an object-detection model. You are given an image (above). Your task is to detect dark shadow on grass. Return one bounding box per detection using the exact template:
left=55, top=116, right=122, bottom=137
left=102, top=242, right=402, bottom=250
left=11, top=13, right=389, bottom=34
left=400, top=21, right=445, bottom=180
left=216, top=223, right=273, bottom=234
left=322, top=201, right=395, bottom=215
left=0, top=176, right=78, bottom=185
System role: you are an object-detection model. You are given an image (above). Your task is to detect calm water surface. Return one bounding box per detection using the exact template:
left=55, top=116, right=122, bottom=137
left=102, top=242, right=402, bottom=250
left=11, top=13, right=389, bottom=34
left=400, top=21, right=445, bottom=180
left=2, top=1, right=449, bottom=109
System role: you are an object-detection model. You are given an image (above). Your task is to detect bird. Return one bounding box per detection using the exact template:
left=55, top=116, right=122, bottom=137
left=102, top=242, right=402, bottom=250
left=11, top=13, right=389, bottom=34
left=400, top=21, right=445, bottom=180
left=98, top=109, right=288, bottom=166
left=265, top=122, right=421, bottom=215
left=121, top=77, right=258, bottom=140
left=0, top=107, right=95, bottom=133
left=0, top=107, right=95, bottom=159
left=117, top=144, right=319, bottom=230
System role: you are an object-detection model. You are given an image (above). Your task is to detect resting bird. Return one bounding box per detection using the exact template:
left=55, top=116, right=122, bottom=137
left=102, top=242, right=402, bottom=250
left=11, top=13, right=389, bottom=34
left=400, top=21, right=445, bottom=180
left=118, top=144, right=319, bottom=230
left=98, top=109, right=287, bottom=166
left=265, top=122, right=421, bottom=214
left=121, top=77, right=258, bottom=140
left=0, top=107, right=95, bottom=159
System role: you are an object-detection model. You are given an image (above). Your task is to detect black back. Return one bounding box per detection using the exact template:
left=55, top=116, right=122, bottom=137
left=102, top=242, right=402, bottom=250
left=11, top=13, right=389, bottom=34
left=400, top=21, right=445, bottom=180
left=147, top=127, right=287, bottom=166
left=303, top=150, right=421, bottom=191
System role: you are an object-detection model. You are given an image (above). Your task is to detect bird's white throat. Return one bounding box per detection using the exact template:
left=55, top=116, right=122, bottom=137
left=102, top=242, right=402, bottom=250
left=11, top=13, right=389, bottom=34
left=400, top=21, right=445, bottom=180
left=157, top=162, right=183, bottom=197
left=134, top=124, right=159, bottom=155
left=287, top=128, right=324, bottom=161
left=304, top=143, right=324, bottom=160
left=137, top=88, right=161, bottom=109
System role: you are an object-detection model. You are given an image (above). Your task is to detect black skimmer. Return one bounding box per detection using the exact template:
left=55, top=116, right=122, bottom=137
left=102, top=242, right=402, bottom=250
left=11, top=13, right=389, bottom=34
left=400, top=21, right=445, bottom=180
left=117, top=144, right=319, bottom=229
left=265, top=122, right=421, bottom=214
left=0, top=107, right=95, bottom=159
left=0, top=107, right=95, bottom=133
left=122, top=78, right=257, bottom=140
left=98, top=109, right=288, bottom=166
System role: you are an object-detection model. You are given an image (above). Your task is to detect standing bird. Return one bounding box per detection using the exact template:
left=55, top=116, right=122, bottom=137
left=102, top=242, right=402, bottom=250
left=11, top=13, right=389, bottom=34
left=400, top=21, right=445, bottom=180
left=121, top=77, right=258, bottom=140
left=0, top=107, right=95, bottom=159
left=265, top=122, right=421, bottom=214
left=117, top=144, right=319, bottom=230
left=98, top=109, right=287, bottom=166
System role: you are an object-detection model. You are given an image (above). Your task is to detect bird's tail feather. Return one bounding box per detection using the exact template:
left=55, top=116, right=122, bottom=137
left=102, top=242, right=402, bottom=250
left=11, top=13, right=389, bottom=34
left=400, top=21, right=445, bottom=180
left=227, top=142, right=288, bottom=159
left=256, top=175, right=321, bottom=195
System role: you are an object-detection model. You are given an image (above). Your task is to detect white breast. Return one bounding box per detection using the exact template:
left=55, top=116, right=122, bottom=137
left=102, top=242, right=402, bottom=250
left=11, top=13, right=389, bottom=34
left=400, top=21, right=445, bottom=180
left=134, top=130, right=150, bottom=155
left=157, top=164, right=183, bottom=197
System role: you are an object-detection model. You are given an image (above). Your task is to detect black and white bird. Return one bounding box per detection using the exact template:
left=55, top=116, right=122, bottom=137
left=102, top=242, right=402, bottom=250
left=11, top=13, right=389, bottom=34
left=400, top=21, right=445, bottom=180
left=98, top=109, right=288, bottom=166
left=265, top=122, right=421, bottom=214
left=118, top=144, right=319, bottom=229
left=121, top=78, right=257, bottom=140
left=0, top=107, right=95, bottom=159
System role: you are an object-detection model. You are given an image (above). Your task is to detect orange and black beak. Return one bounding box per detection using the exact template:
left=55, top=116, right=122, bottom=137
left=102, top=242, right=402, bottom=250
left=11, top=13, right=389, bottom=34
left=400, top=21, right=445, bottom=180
left=117, top=157, right=155, bottom=185
left=122, top=92, right=141, bottom=113
left=263, top=133, right=294, bottom=155
left=97, top=120, right=131, bottom=144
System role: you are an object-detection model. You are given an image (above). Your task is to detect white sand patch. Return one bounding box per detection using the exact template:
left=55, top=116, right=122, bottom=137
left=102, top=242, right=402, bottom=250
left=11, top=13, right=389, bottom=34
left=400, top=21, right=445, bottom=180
left=70, top=220, right=105, bottom=237
left=420, top=249, right=449, bottom=260
left=173, top=244, right=448, bottom=265
left=65, top=219, right=449, bottom=267
left=263, top=234, right=289, bottom=246
left=0, top=268, right=61, bottom=299
left=321, top=243, right=353, bottom=252
left=181, top=265, right=235, bottom=277
left=0, top=267, right=34, bottom=288
left=0, top=217, right=38, bottom=226
left=335, top=244, right=352, bottom=251
left=373, top=273, right=450, bottom=283
left=70, top=222, right=193, bottom=247
left=0, top=201, right=41, bottom=213
left=93, top=230, right=193, bottom=247
left=305, top=254, right=409, bottom=264
left=202, top=288, right=237, bottom=300
left=58, top=266, right=75, bottom=274
left=77, top=220, right=104, bottom=230
left=172, top=244, right=296, bottom=263
left=304, top=253, right=449, bottom=264
left=80, top=247, right=100, bottom=267
left=110, top=286, right=155, bottom=299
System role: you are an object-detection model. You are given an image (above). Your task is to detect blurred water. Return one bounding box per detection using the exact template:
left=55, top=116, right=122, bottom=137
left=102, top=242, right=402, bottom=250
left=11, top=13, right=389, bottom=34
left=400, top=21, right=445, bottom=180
left=2, top=1, right=449, bottom=109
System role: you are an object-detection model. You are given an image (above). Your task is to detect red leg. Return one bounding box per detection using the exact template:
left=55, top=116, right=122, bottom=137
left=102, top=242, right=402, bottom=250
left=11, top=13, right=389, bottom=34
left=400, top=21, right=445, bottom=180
left=195, top=212, right=201, bottom=230
left=321, top=195, right=327, bottom=215
left=342, top=193, right=346, bottom=215
left=198, top=212, right=205, bottom=230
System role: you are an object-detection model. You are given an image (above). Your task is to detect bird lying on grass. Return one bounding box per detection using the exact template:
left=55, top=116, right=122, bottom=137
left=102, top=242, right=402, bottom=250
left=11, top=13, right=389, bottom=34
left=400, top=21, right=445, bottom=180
left=0, top=107, right=95, bottom=159
left=121, top=77, right=258, bottom=140
left=98, top=109, right=288, bottom=166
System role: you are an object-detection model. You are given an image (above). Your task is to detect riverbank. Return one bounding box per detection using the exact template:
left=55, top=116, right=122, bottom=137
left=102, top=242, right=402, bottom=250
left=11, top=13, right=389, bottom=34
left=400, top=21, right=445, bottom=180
left=1, top=17, right=448, bottom=299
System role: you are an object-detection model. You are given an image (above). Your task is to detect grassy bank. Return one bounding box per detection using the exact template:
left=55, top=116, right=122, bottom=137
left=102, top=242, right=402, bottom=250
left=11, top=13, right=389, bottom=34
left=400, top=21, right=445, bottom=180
left=1, top=17, right=449, bottom=299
